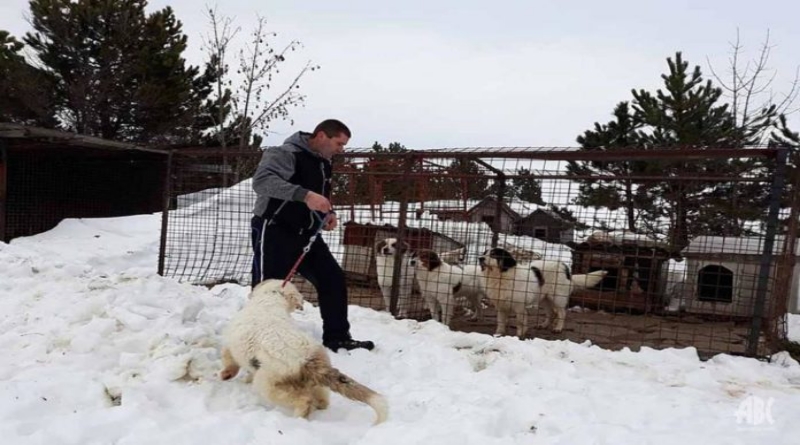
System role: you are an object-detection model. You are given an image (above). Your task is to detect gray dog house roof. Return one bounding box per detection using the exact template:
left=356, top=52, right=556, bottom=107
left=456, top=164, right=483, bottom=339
left=682, top=235, right=800, bottom=256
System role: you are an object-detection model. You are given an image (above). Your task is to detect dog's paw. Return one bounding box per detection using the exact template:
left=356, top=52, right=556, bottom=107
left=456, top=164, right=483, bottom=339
left=219, top=367, right=238, bottom=381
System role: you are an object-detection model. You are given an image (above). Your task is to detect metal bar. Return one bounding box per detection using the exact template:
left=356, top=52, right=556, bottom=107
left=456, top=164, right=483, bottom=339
left=334, top=147, right=780, bottom=161
left=0, top=140, right=7, bottom=242
left=492, top=176, right=506, bottom=248
left=474, top=158, right=507, bottom=248
left=747, top=147, right=788, bottom=357
left=776, top=151, right=800, bottom=344
left=172, top=147, right=780, bottom=161
left=332, top=171, right=773, bottom=183
left=157, top=150, right=174, bottom=277
left=389, top=154, right=414, bottom=316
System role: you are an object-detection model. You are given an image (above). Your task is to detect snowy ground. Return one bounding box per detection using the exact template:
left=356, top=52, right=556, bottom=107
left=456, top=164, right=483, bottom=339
left=2, top=214, right=800, bottom=444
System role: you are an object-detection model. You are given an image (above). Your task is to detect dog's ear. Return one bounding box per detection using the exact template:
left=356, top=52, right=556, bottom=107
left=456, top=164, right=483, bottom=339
left=375, top=238, right=388, bottom=253
left=250, top=279, right=281, bottom=298
left=424, top=250, right=441, bottom=271
left=416, top=249, right=440, bottom=271
left=400, top=241, right=411, bottom=254
left=281, top=283, right=305, bottom=310
left=492, top=248, right=516, bottom=272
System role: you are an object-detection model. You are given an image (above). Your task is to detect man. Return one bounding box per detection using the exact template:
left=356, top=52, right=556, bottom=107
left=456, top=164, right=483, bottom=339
left=251, top=119, right=375, bottom=352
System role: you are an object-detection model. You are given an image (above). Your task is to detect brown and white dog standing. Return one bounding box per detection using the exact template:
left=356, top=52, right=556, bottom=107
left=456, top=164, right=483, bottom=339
left=409, top=249, right=486, bottom=327
left=479, top=247, right=606, bottom=337
left=374, top=237, right=415, bottom=317
left=219, top=279, right=388, bottom=424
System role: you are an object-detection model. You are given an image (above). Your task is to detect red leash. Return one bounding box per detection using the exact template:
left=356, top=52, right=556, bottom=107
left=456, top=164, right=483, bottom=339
left=281, top=213, right=331, bottom=288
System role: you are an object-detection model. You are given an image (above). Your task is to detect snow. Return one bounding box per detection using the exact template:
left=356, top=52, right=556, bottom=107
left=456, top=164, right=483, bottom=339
left=684, top=235, right=800, bottom=256
left=2, top=213, right=800, bottom=444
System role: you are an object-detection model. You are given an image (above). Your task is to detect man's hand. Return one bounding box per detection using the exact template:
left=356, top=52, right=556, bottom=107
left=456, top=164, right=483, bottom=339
left=323, top=213, right=338, bottom=231
left=303, top=191, right=332, bottom=213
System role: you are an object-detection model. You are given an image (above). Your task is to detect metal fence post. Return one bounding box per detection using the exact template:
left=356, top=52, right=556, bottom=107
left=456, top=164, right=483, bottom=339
left=747, top=147, right=788, bottom=357
left=389, top=153, right=414, bottom=316
left=492, top=174, right=506, bottom=248
left=0, top=141, right=7, bottom=243
left=157, top=150, right=174, bottom=277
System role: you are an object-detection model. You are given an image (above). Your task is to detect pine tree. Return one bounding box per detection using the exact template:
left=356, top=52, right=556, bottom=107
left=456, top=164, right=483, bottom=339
left=566, top=101, right=652, bottom=232
left=447, top=158, right=490, bottom=200
left=570, top=52, right=779, bottom=245
left=632, top=52, right=755, bottom=245
left=511, top=167, right=544, bottom=204
left=0, top=30, right=56, bottom=125
left=368, top=142, right=410, bottom=202
left=771, top=115, right=800, bottom=208
left=23, top=0, right=211, bottom=143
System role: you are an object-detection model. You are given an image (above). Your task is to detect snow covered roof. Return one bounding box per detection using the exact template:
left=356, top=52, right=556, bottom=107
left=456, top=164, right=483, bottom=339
left=682, top=235, right=800, bottom=256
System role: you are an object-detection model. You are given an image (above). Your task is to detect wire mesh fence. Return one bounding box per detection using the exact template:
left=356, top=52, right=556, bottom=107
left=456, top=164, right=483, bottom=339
left=1, top=143, right=166, bottom=242
left=159, top=145, right=798, bottom=359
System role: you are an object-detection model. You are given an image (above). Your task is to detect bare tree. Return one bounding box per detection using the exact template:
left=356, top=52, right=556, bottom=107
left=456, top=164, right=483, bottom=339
left=233, top=16, right=319, bottom=149
left=203, top=6, right=318, bottom=150
left=203, top=6, right=238, bottom=149
left=707, top=29, right=800, bottom=144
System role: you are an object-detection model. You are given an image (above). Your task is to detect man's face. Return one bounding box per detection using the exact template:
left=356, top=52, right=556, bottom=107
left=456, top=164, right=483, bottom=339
left=313, top=132, right=349, bottom=159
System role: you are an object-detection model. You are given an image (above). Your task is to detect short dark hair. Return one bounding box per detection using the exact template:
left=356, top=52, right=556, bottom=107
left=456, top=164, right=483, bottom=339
left=312, top=119, right=351, bottom=139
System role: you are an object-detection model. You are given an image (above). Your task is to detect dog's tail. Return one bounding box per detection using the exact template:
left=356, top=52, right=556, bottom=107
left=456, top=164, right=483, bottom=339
left=306, top=349, right=388, bottom=425
left=570, top=270, right=607, bottom=290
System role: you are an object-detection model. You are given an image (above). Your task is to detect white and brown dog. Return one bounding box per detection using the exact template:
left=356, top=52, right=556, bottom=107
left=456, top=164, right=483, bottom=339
left=409, top=249, right=487, bottom=327
left=219, top=279, right=388, bottom=424
left=374, top=237, right=415, bottom=317
left=479, top=247, right=606, bottom=337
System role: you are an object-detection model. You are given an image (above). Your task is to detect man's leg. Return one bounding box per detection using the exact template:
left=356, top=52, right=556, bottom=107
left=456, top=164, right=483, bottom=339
left=251, top=215, right=265, bottom=287
left=299, top=240, right=374, bottom=351
left=298, top=239, right=350, bottom=342
left=256, top=223, right=302, bottom=285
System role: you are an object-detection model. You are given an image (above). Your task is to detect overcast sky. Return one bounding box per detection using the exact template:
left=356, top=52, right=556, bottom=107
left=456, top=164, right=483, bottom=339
left=1, top=0, right=798, bottom=149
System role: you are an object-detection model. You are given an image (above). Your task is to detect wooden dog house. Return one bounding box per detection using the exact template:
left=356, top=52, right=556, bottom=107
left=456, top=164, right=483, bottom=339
left=567, top=233, right=680, bottom=313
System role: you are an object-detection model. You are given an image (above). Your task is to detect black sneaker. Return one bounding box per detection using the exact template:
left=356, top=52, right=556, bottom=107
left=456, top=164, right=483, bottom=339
left=323, top=338, right=375, bottom=352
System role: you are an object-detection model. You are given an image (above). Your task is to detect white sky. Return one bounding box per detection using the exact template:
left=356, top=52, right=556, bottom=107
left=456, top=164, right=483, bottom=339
left=1, top=0, right=799, bottom=148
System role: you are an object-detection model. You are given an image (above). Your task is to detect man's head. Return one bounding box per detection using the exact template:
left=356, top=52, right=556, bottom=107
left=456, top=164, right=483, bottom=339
left=308, top=119, right=351, bottom=159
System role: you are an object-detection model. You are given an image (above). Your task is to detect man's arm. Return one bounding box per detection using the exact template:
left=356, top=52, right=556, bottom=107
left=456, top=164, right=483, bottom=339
left=252, top=146, right=308, bottom=202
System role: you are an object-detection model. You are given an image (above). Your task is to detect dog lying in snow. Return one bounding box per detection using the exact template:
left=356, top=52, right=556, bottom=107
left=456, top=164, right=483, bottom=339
left=219, top=279, right=388, bottom=424
left=374, top=237, right=415, bottom=317
left=478, top=247, right=607, bottom=337
left=409, top=249, right=487, bottom=327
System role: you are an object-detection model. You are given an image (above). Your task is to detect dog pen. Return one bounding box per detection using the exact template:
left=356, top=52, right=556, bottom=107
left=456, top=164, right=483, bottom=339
left=158, top=145, right=798, bottom=359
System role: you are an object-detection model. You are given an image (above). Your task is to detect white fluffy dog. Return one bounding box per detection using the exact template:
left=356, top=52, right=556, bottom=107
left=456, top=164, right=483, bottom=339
left=374, top=237, right=415, bottom=317
left=409, top=249, right=487, bottom=327
left=219, top=279, right=388, bottom=424
left=478, top=247, right=545, bottom=338
left=479, top=247, right=607, bottom=337
left=529, top=258, right=608, bottom=333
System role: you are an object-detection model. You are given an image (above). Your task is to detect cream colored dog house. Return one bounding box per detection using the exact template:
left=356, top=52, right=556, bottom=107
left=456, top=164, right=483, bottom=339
left=681, top=236, right=800, bottom=317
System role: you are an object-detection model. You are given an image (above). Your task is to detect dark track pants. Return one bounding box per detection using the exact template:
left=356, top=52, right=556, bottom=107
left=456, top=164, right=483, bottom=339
left=251, top=215, right=351, bottom=342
